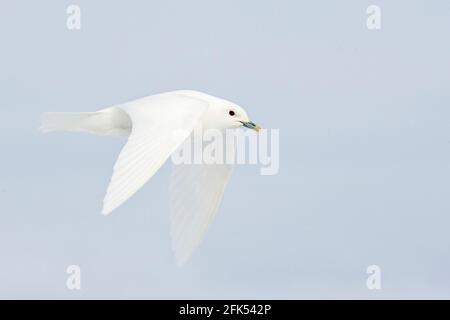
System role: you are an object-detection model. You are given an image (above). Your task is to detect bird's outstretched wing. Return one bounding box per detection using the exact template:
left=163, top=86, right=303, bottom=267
left=102, top=93, right=208, bottom=215
left=169, top=161, right=233, bottom=266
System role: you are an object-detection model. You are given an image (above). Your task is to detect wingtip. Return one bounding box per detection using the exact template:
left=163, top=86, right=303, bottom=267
left=175, top=255, right=188, bottom=268
left=102, top=191, right=119, bottom=216
left=101, top=202, right=114, bottom=216
left=172, top=245, right=193, bottom=268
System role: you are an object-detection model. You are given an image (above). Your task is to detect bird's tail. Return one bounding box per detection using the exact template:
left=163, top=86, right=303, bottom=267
left=40, top=112, right=98, bottom=133
left=40, top=108, right=132, bottom=137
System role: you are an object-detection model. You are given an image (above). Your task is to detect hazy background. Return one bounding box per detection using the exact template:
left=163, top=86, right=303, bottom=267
left=1, top=0, right=450, bottom=299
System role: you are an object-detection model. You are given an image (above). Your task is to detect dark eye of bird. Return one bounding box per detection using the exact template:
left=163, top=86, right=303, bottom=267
left=229, top=110, right=235, bottom=116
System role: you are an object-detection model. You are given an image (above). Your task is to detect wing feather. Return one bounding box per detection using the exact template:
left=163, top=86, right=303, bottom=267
left=169, top=162, right=232, bottom=266
left=102, top=94, right=208, bottom=215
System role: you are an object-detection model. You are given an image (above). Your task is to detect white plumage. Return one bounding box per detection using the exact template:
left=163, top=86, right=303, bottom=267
left=41, top=90, right=259, bottom=265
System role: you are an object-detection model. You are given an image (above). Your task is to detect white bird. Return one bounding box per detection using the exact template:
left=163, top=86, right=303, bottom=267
left=41, top=90, right=261, bottom=266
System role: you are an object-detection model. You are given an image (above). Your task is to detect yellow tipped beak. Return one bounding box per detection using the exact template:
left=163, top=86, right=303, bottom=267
left=241, top=121, right=261, bottom=132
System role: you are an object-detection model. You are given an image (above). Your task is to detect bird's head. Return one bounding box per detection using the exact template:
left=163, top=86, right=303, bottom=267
left=203, top=103, right=261, bottom=132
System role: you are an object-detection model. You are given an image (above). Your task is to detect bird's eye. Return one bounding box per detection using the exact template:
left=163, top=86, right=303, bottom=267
left=229, top=110, right=235, bottom=116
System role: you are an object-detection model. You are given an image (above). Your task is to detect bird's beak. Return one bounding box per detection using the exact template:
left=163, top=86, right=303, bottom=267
left=240, top=121, right=261, bottom=132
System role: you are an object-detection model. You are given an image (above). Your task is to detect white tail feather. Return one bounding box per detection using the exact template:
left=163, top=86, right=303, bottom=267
left=40, top=107, right=132, bottom=137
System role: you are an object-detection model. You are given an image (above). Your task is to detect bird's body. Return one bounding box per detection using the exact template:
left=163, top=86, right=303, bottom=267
left=42, top=90, right=221, bottom=136
left=41, top=90, right=260, bottom=265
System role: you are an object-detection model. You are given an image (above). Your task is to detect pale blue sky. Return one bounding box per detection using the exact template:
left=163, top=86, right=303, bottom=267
left=1, top=0, right=450, bottom=298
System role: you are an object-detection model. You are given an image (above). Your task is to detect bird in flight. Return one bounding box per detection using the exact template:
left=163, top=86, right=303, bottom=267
left=41, top=90, right=261, bottom=266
